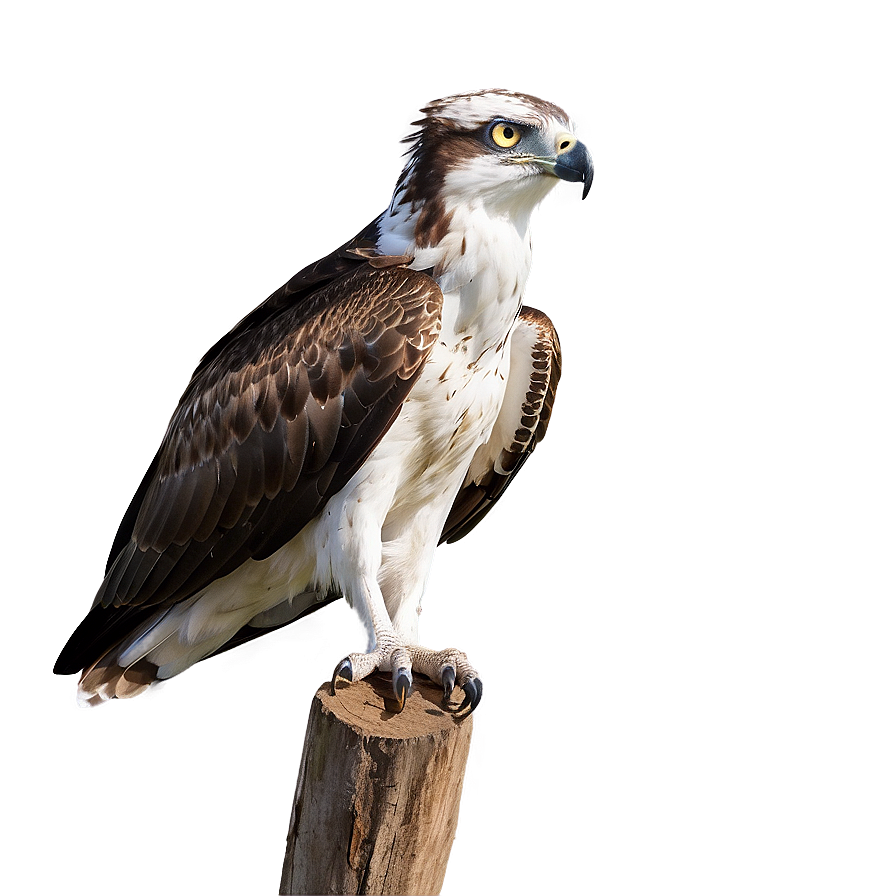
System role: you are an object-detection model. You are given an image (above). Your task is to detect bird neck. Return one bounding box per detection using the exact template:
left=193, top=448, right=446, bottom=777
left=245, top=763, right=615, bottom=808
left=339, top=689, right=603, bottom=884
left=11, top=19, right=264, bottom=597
left=376, top=197, right=536, bottom=348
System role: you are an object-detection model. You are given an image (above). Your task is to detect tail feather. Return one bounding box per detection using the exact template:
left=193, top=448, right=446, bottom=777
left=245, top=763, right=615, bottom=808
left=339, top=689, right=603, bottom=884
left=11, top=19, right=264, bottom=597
left=60, top=587, right=334, bottom=705
left=78, top=655, right=160, bottom=706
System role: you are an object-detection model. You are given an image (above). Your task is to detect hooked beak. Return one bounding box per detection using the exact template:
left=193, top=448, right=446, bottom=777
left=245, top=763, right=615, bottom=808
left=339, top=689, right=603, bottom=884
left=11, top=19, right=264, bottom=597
left=552, top=137, right=594, bottom=199
left=531, top=134, right=594, bottom=199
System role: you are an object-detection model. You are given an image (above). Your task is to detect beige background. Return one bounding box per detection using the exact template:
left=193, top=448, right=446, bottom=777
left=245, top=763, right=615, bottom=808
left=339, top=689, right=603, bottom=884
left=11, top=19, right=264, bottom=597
left=3, top=1, right=894, bottom=893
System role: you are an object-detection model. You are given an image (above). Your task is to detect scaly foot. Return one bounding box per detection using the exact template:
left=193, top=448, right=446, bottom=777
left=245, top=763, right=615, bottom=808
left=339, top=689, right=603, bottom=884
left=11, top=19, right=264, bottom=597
left=331, top=644, right=483, bottom=713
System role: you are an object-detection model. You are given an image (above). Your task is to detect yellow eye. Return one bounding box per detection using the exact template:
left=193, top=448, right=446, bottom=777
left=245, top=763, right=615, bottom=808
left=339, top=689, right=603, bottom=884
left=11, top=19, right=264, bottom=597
left=491, top=123, right=522, bottom=148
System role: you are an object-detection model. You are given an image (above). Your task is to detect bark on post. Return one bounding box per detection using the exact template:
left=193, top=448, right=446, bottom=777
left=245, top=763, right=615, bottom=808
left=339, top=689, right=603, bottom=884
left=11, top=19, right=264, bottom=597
left=280, top=672, right=474, bottom=895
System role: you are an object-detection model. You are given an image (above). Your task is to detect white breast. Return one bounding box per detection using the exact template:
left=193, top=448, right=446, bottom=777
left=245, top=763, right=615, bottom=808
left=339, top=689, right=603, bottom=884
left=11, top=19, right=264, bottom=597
left=385, top=335, right=511, bottom=513
left=368, top=197, right=533, bottom=507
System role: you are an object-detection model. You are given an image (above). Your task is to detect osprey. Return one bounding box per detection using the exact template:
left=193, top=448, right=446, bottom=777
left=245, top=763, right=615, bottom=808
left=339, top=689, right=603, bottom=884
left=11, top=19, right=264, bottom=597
left=54, top=89, right=592, bottom=712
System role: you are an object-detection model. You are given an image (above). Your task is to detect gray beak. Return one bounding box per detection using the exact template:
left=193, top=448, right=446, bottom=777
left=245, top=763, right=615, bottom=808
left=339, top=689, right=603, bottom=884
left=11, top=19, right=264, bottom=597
left=553, top=140, right=594, bottom=199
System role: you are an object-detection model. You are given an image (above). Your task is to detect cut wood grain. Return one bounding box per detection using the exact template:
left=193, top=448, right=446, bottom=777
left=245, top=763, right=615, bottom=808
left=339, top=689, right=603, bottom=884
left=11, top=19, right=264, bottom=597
left=280, top=672, right=474, bottom=895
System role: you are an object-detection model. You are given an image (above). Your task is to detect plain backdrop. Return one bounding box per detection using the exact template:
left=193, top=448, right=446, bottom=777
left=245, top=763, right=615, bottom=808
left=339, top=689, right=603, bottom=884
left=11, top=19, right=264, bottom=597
left=2, top=2, right=894, bottom=894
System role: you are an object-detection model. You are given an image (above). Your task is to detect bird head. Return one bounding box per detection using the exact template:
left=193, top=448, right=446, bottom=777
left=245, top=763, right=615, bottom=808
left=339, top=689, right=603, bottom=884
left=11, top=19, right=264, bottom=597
left=390, top=89, right=593, bottom=247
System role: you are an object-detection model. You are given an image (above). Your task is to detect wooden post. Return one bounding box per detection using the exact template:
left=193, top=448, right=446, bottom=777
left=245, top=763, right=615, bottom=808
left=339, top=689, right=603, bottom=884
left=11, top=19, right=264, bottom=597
left=280, top=672, right=474, bottom=895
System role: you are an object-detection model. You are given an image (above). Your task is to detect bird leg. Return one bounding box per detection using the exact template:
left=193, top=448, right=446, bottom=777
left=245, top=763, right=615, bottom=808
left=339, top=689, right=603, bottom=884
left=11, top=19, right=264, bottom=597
left=331, top=571, right=483, bottom=712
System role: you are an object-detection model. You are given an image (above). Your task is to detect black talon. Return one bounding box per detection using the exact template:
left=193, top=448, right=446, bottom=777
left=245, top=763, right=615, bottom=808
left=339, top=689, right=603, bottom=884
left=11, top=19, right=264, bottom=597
left=331, top=658, right=353, bottom=696
left=457, top=678, right=483, bottom=713
left=392, top=668, right=412, bottom=711
left=441, top=666, right=456, bottom=703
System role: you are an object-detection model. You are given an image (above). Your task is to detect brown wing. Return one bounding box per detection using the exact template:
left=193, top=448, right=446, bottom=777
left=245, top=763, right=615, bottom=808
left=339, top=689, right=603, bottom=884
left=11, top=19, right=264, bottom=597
left=54, top=256, right=441, bottom=674
left=440, top=306, right=561, bottom=544
left=184, top=219, right=382, bottom=385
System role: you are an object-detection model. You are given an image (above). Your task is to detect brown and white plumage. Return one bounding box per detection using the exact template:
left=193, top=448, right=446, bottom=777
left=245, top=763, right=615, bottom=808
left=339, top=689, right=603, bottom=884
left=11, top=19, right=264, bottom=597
left=54, top=89, right=592, bottom=710
left=441, top=306, right=561, bottom=544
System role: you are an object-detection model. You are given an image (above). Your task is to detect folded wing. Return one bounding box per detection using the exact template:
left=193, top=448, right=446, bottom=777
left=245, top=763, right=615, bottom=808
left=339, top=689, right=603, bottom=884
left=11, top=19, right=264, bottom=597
left=55, top=257, right=442, bottom=674
left=440, top=306, right=561, bottom=544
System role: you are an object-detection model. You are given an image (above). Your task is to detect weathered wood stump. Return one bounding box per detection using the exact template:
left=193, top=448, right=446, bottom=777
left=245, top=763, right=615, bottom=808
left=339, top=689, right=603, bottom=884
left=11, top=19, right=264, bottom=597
left=280, top=673, right=474, bottom=895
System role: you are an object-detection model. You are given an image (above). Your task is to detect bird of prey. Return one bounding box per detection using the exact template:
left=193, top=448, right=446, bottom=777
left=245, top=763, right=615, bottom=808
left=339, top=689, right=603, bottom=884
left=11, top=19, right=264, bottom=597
left=54, top=89, right=592, bottom=712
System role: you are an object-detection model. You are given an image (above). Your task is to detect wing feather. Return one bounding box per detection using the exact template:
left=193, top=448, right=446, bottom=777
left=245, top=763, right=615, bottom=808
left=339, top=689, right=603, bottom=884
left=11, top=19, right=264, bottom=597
left=54, top=256, right=442, bottom=675
left=439, top=306, right=561, bottom=544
